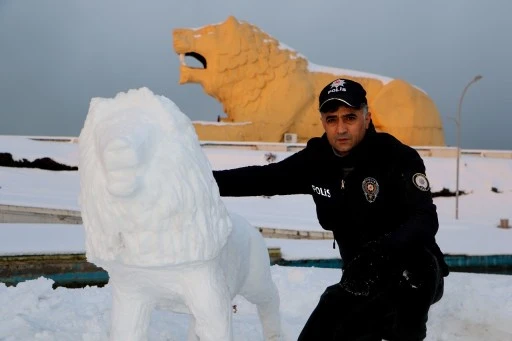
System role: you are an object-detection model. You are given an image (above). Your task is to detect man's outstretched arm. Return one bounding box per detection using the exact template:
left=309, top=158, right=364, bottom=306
left=213, top=149, right=311, bottom=197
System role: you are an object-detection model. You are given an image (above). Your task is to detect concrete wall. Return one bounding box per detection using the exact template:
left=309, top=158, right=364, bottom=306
left=0, top=205, right=82, bottom=224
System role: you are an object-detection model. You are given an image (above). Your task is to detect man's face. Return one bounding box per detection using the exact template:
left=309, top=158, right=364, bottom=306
left=320, top=105, right=371, bottom=156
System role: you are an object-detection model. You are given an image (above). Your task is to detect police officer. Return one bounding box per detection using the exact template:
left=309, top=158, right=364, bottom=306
left=213, top=78, right=449, bottom=340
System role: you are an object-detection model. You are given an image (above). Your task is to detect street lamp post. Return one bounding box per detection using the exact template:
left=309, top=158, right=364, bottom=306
left=455, top=75, right=483, bottom=219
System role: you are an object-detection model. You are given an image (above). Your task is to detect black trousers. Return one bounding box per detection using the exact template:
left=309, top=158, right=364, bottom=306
left=297, top=249, right=444, bottom=341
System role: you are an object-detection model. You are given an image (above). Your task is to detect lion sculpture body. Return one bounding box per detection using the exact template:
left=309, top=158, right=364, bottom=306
left=78, top=87, right=282, bottom=341
left=173, top=16, right=445, bottom=146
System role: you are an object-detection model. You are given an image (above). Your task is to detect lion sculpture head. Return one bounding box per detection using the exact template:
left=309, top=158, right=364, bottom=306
left=78, top=87, right=232, bottom=267
left=173, top=15, right=310, bottom=121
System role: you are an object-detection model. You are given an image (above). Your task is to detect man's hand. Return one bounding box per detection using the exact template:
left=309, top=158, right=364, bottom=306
left=339, top=240, right=395, bottom=296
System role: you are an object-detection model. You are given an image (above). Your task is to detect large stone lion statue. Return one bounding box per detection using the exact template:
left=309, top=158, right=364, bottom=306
left=173, top=16, right=445, bottom=146
left=78, top=87, right=282, bottom=341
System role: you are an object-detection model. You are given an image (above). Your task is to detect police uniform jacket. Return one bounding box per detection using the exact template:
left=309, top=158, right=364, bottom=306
left=213, top=125, right=448, bottom=272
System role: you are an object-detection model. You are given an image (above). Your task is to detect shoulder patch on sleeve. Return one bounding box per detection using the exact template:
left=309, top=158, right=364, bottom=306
left=412, top=173, right=430, bottom=191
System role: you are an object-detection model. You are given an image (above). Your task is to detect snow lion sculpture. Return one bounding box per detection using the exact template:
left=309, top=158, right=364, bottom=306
left=78, top=87, right=282, bottom=341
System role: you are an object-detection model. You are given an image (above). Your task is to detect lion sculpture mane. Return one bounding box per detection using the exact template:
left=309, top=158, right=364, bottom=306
left=78, top=87, right=282, bottom=341
left=173, top=16, right=445, bottom=146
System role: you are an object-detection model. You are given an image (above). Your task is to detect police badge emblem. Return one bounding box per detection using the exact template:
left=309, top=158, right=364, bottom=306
left=412, top=173, right=430, bottom=191
left=362, top=177, right=379, bottom=203
left=330, top=79, right=346, bottom=89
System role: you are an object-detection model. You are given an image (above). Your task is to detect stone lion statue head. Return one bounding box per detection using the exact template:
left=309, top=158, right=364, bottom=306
left=173, top=15, right=309, bottom=114
left=78, top=87, right=232, bottom=267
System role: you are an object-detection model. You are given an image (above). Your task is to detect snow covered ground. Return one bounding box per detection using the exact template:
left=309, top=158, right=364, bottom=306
left=1, top=133, right=512, bottom=340
left=1, top=271, right=511, bottom=341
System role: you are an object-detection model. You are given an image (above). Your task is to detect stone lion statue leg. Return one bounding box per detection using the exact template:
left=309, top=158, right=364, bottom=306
left=109, top=277, right=154, bottom=341
left=226, top=214, right=282, bottom=341
left=182, top=262, right=234, bottom=341
left=187, top=316, right=200, bottom=341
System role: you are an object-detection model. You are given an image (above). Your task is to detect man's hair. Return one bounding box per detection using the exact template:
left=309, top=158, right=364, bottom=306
left=361, top=104, right=369, bottom=118
left=320, top=103, right=369, bottom=117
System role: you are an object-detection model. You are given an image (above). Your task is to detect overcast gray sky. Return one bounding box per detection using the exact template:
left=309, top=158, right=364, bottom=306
left=1, top=0, right=511, bottom=149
